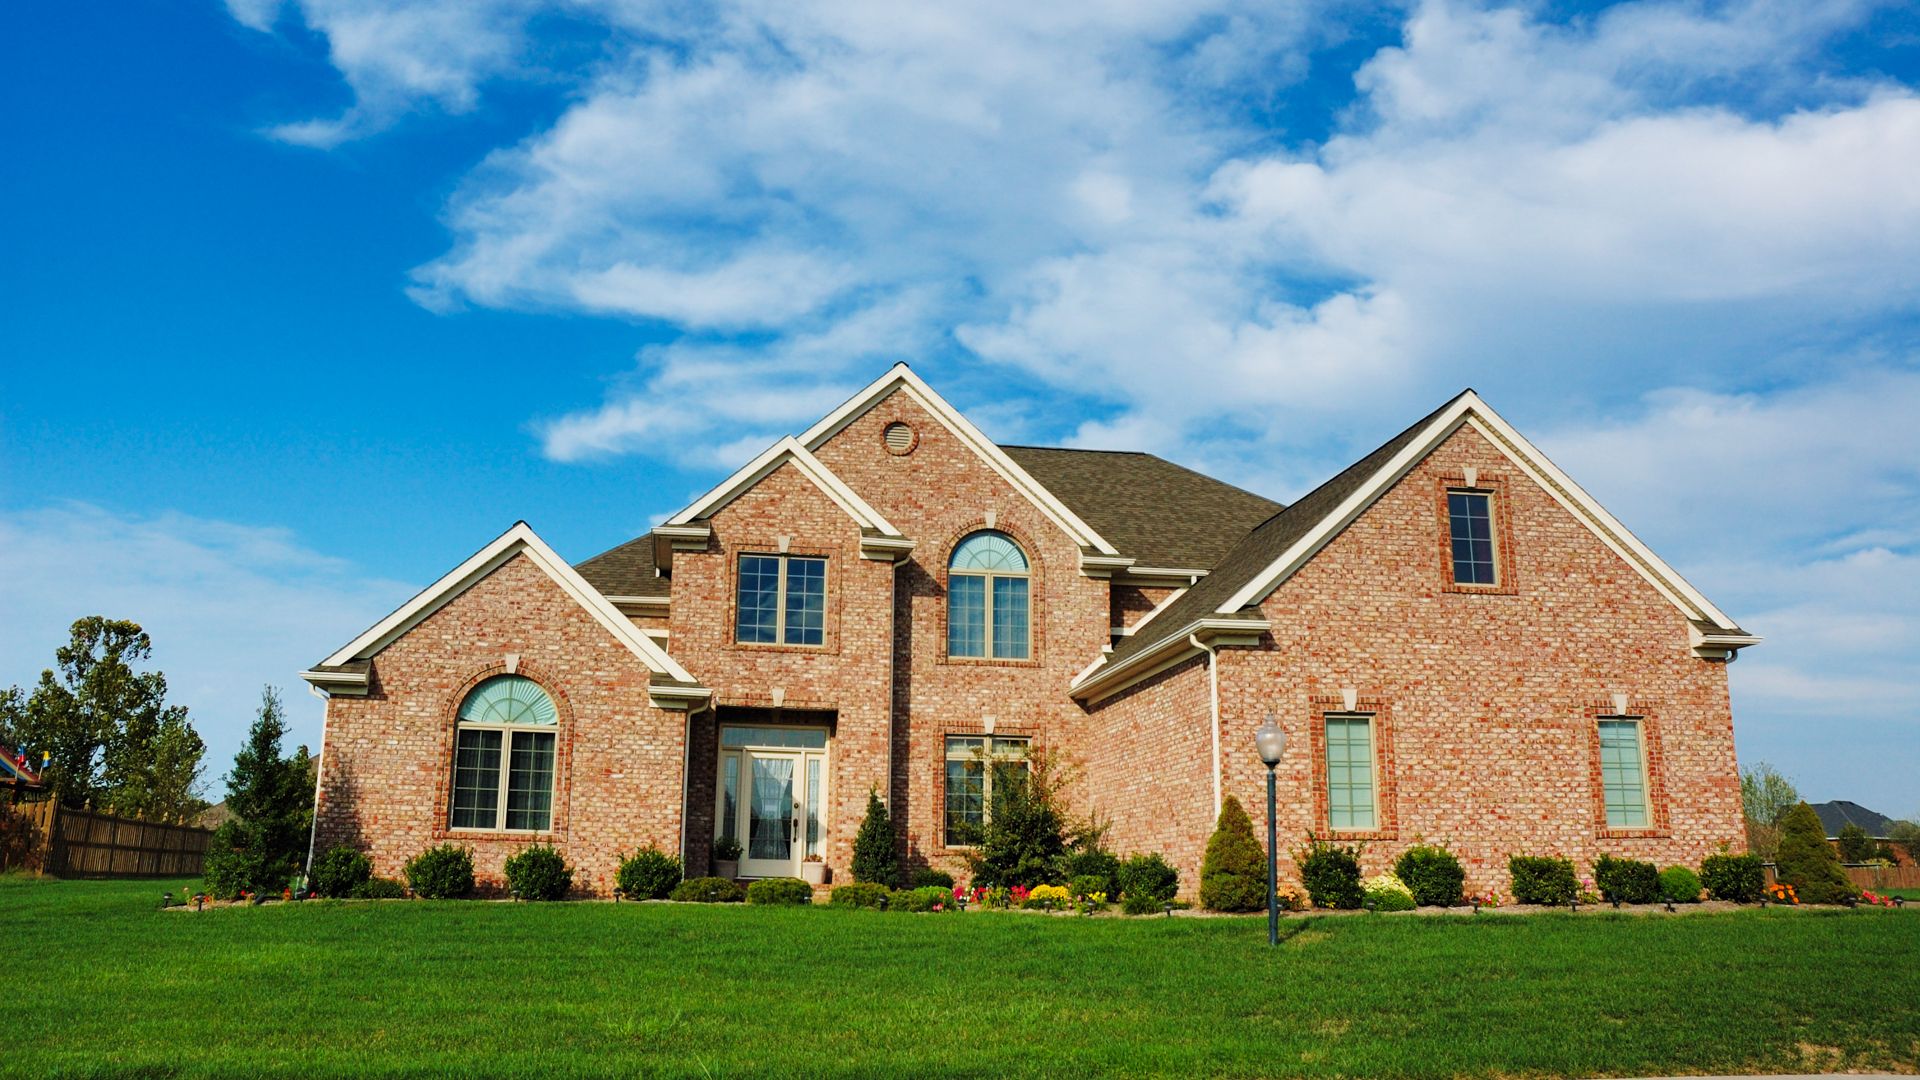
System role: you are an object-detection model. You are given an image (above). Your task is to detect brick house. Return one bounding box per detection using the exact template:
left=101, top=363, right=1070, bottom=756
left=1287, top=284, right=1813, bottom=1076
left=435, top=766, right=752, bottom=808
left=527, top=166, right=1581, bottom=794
left=301, top=366, right=1758, bottom=898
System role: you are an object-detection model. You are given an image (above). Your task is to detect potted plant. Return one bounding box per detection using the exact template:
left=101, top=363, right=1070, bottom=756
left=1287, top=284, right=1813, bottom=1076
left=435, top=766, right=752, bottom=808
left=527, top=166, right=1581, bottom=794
left=800, top=853, right=827, bottom=886
left=713, top=836, right=742, bottom=879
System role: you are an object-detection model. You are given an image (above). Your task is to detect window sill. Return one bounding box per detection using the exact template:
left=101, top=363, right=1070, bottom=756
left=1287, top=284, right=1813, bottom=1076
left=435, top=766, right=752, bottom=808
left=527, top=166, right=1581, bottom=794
left=1322, top=829, right=1398, bottom=842
left=435, top=827, right=564, bottom=842
left=1596, top=828, right=1669, bottom=840
left=731, top=640, right=837, bottom=654
left=939, top=655, right=1041, bottom=668
left=1441, top=581, right=1516, bottom=596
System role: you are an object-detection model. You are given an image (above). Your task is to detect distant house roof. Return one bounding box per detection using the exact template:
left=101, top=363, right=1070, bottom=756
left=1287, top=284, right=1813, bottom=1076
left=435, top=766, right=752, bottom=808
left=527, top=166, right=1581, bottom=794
left=999, top=446, right=1283, bottom=573
left=0, top=743, right=41, bottom=787
left=1810, top=800, right=1898, bottom=839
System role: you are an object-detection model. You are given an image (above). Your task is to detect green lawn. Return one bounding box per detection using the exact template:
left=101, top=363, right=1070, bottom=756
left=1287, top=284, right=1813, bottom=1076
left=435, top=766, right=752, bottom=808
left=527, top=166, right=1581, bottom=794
left=3, top=875, right=1916, bottom=1079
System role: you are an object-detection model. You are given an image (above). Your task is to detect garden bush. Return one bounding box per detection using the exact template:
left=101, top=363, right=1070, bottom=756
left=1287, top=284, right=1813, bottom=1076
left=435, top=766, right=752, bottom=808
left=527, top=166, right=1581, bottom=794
left=504, top=844, right=573, bottom=900
left=1592, top=854, right=1660, bottom=904
left=202, top=821, right=276, bottom=900
left=308, top=845, right=372, bottom=899
left=349, top=876, right=406, bottom=900
left=892, top=885, right=955, bottom=912
left=1118, top=852, right=1179, bottom=904
left=964, top=752, right=1077, bottom=889
left=1200, top=795, right=1267, bottom=912
left=1699, top=851, right=1765, bottom=902
left=1508, top=855, right=1578, bottom=905
left=1774, top=802, right=1857, bottom=904
left=746, top=877, right=815, bottom=905
left=1069, top=874, right=1109, bottom=902
left=616, top=847, right=683, bottom=900
left=1020, top=884, right=1071, bottom=911
left=1393, top=842, right=1466, bottom=907
left=405, top=844, right=475, bottom=900
left=670, top=876, right=746, bottom=903
left=851, top=789, right=899, bottom=887
left=1061, top=847, right=1122, bottom=902
left=1362, top=872, right=1416, bottom=912
left=829, top=882, right=893, bottom=909
left=1121, top=892, right=1170, bottom=915
left=1296, top=837, right=1364, bottom=910
left=908, top=867, right=955, bottom=890
left=1659, top=865, right=1703, bottom=903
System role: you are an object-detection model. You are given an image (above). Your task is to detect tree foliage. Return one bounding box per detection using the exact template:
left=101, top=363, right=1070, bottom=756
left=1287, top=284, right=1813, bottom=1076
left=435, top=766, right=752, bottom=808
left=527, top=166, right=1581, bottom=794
left=202, top=687, right=315, bottom=897
left=961, top=749, right=1089, bottom=888
left=1738, top=762, right=1799, bottom=861
left=1774, top=802, right=1856, bottom=905
left=1889, top=819, right=1920, bottom=864
left=1835, top=823, right=1875, bottom=863
left=1200, top=795, right=1267, bottom=912
left=850, top=789, right=899, bottom=887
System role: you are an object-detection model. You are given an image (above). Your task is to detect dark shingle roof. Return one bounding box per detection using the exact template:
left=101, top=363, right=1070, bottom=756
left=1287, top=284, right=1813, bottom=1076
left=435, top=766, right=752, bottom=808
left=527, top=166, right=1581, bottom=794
left=1001, top=446, right=1283, bottom=572
left=1099, top=391, right=1471, bottom=675
left=1810, top=801, right=1898, bottom=838
left=575, top=535, right=670, bottom=598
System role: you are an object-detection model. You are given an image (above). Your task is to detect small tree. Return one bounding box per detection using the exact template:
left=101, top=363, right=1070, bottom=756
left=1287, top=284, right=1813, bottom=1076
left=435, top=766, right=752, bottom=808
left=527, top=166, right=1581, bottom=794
left=963, top=750, right=1080, bottom=888
left=1835, top=823, right=1875, bottom=863
left=202, top=687, right=314, bottom=898
left=1739, top=762, right=1799, bottom=861
left=1200, top=795, right=1266, bottom=912
left=1774, top=802, right=1856, bottom=904
left=850, top=789, right=899, bottom=887
left=1890, top=819, right=1920, bottom=864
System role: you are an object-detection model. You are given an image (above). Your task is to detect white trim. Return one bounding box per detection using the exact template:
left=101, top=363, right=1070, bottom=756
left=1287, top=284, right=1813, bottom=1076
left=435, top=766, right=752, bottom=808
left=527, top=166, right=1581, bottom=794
left=1071, top=616, right=1269, bottom=702
left=606, top=594, right=670, bottom=609
left=798, top=364, right=1120, bottom=556
left=1122, top=567, right=1209, bottom=582
left=299, top=668, right=368, bottom=691
left=1214, top=392, right=1745, bottom=633
left=1124, top=585, right=1189, bottom=638
left=312, top=522, right=700, bottom=686
left=666, top=436, right=903, bottom=536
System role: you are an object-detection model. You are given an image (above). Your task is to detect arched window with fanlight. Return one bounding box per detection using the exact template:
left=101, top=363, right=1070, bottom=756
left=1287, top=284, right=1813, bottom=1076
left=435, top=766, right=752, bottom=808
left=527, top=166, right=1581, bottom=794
left=947, top=530, right=1031, bottom=660
left=450, top=675, right=558, bottom=832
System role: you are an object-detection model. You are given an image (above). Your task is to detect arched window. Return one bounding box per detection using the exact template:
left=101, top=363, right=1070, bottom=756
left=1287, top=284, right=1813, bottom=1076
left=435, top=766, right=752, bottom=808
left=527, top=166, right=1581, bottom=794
left=947, top=531, right=1030, bottom=659
left=450, top=675, right=557, bottom=832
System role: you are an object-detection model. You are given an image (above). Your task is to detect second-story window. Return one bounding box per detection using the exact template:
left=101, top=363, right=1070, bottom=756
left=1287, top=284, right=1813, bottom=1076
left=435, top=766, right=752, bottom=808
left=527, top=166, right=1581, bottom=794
left=947, top=531, right=1030, bottom=659
left=1446, top=489, right=1498, bottom=585
left=736, top=554, right=827, bottom=646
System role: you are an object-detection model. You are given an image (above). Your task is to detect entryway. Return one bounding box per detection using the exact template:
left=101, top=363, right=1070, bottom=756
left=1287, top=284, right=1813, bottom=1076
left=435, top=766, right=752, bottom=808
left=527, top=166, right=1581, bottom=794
left=715, top=716, right=830, bottom=879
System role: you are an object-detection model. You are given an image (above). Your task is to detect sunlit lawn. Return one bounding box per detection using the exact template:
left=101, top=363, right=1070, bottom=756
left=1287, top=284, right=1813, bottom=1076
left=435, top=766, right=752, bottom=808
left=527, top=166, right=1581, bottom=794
left=3, top=874, right=1916, bottom=1078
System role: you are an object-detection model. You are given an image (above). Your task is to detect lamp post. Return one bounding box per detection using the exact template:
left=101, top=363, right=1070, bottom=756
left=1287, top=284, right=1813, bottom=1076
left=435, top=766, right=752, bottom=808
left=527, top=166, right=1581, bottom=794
left=1254, top=717, right=1288, bottom=946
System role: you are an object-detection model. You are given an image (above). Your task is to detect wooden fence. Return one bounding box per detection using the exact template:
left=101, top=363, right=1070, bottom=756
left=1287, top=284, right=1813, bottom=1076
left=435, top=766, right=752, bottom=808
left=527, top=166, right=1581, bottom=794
left=0, top=800, right=213, bottom=878
left=1846, top=863, right=1920, bottom=891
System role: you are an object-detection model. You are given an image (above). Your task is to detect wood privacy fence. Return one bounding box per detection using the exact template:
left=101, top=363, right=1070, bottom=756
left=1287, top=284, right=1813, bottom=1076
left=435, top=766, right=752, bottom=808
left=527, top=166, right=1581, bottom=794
left=1846, top=863, right=1920, bottom=891
left=0, top=800, right=213, bottom=878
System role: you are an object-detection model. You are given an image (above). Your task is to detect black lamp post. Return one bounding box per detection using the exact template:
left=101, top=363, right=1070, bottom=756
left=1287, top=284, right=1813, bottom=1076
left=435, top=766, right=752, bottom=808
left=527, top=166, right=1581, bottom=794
left=1254, top=717, right=1288, bottom=947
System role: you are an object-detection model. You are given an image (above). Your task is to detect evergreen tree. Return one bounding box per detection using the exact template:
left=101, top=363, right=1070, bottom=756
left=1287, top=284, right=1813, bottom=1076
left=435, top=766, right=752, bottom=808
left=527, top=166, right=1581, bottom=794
left=963, top=750, right=1075, bottom=888
left=1775, top=801, right=1856, bottom=904
left=1835, top=823, right=1875, bottom=863
left=1200, top=794, right=1267, bottom=912
left=206, top=687, right=315, bottom=893
left=850, top=789, right=899, bottom=887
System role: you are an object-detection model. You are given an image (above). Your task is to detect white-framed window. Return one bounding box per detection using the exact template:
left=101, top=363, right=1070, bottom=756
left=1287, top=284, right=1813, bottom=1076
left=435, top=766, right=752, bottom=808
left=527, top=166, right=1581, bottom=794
left=736, top=554, right=827, bottom=646
left=943, top=735, right=1030, bottom=846
left=1325, top=714, right=1377, bottom=830
left=1598, top=718, right=1650, bottom=827
left=947, top=531, right=1030, bottom=659
left=450, top=675, right=557, bottom=832
left=1446, top=489, right=1498, bottom=585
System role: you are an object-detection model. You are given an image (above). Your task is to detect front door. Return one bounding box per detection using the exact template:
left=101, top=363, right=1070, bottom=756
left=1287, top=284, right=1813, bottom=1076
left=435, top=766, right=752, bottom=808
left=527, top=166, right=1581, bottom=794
left=717, top=722, right=830, bottom=879
left=741, top=750, right=800, bottom=877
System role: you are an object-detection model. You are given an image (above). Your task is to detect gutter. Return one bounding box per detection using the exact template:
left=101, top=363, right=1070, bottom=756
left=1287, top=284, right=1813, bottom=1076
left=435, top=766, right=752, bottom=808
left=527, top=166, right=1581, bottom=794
left=1070, top=615, right=1270, bottom=703
left=1190, top=634, right=1223, bottom=821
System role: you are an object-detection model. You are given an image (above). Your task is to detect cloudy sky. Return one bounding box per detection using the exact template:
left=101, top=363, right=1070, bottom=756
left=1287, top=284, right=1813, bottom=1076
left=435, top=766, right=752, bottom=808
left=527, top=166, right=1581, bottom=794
left=2, top=0, right=1916, bottom=815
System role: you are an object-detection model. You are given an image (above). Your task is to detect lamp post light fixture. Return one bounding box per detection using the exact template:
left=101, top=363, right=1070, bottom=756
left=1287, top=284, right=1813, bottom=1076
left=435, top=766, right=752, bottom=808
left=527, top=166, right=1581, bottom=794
left=1254, top=716, right=1288, bottom=947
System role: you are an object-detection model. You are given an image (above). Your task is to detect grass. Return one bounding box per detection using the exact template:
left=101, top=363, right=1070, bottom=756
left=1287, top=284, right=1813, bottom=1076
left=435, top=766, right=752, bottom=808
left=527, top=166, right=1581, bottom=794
left=3, top=875, right=1917, bottom=1079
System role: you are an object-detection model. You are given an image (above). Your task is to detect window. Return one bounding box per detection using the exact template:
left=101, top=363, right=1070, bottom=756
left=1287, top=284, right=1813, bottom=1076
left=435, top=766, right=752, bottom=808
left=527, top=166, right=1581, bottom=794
left=1598, top=718, right=1650, bottom=827
left=1447, top=490, right=1498, bottom=585
left=1325, top=715, right=1376, bottom=830
left=947, top=531, right=1030, bottom=659
left=735, top=554, right=827, bottom=645
left=943, top=735, right=1029, bottom=846
left=450, top=675, right=557, bottom=832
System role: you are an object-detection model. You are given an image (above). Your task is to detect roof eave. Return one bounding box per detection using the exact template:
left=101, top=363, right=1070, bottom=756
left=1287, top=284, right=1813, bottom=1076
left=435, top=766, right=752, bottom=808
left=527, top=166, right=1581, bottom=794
left=1071, top=615, right=1270, bottom=703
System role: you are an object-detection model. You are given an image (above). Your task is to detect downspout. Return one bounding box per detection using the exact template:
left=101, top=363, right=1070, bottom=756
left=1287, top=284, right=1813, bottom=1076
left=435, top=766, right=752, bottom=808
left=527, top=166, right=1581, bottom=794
left=1190, top=633, right=1222, bottom=820
left=303, top=684, right=330, bottom=883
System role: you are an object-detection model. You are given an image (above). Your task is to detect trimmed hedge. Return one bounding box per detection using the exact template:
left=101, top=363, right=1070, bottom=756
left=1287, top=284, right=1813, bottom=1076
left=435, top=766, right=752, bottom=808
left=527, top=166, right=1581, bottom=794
left=891, top=885, right=954, bottom=912
left=908, top=868, right=955, bottom=890
left=1592, top=854, right=1660, bottom=905
left=405, top=844, right=475, bottom=900
left=1296, top=838, right=1364, bottom=910
left=1699, top=851, right=1764, bottom=903
left=309, top=845, right=372, bottom=899
left=1508, top=855, right=1578, bottom=905
left=1118, top=853, right=1180, bottom=904
left=1775, top=802, right=1857, bottom=905
left=504, top=844, right=573, bottom=901
left=1200, top=796, right=1267, bottom=912
left=829, top=882, right=893, bottom=909
left=746, top=877, right=815, bottom=905
left=616, top=848, right=683, bottom=900
left=1659, top=865, right=1703, bottom=903
left=350, top=877, right=406, bottom=900
left=1061, top=848, right=1123, bottom=903
left=670, top=876, right=746, bottom=903
left=1393, top=843, right=1466, bottom=907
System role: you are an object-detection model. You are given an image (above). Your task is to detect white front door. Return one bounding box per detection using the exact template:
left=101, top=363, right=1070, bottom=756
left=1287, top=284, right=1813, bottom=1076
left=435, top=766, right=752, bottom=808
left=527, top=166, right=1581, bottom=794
left=718, top=729, right=829, bottom=878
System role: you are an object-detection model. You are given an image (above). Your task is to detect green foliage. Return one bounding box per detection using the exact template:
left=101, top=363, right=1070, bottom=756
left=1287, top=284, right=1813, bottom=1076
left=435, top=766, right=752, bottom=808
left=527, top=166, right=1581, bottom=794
left=1120, top=891, right=1170, bottom=915
left=1295, top=837, right=1364, bottom=910
left=829, top=882, right=893, bottom=909
left=963, top=751, right=1083, bottom=889
left=503, top=844, right=573, bottom=900
left=850, top=789, right=899, bottom=887
left=1508, top=855, right=1578, bottom=905
left=214, top=687, right=314, bottom=894
left=616, top=848, right=682, bottom=899
left=1659, top=866, right=1703, bottom=903
left=349, top=877, right=406, bottom=900
left=404, top=844, right=475, bottom=900
left=1889, top=820, right=1920, bottom=863
left=1739, top=762, right=1800, bottom=860
left=1118, top=853, right=1180, bottom=904
left=670, top=876, right=746, bottom=903
left=712, top=835, right=742, bottom=862
left=746, top=877, right=814, bottom=905
left=1061, top=847, right=1122, bottom=902
left=1393, top=842, right=1466, bottom=907
left=1836, top=823, right=1875, bottom=863
left=1592, top=854, right=1661, bottom=904
left=308, top=845, right=372, bottom=899
left=891, top=885, right=955, bottom=912
left=201, top=820, right=279, bottom=900
left=908, top=867, right=955, bottom=890
left=1774, top=802, right=1857, bottom=904
left=1699, top=851, right=1765, bottom=902
left=1363, top=875, right=1417, bottom=912
left=1068, top=874, right=1108, bottom=900
left=1199, top=795, right=1267, bottom=911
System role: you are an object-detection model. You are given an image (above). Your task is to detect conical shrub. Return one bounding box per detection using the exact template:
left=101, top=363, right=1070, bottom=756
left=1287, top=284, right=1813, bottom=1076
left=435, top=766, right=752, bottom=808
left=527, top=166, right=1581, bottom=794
left=1200, top=794, right=1267, bottom=912
left=1774, top=801, right=1856, bottom=904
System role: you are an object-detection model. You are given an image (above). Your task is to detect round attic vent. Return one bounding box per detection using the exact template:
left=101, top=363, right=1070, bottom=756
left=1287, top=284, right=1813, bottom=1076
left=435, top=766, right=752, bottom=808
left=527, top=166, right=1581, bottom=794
left=882, top=421, right=917, bottom=455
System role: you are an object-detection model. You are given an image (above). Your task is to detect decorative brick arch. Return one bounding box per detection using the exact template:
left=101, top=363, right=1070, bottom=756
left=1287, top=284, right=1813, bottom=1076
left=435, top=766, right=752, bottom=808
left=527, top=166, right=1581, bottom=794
left=429, top=660, right=576, bottom=841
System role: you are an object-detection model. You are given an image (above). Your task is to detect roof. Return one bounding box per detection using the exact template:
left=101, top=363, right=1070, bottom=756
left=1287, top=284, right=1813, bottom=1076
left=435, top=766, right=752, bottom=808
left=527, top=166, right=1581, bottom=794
left=999, top=446, right=1283, bottom=572
left=1811, top=800, right=1899, bottom=838
left=575, top=535, right=669, bottom=598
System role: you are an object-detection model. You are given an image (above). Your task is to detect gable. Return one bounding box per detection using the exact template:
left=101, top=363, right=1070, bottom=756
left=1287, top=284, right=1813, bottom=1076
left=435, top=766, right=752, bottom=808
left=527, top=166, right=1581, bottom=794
left=666, top=436, right=902, bottom=537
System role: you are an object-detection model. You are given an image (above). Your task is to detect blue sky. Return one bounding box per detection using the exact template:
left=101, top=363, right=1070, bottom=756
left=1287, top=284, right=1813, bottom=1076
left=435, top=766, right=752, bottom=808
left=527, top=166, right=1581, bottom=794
left=2, top=0, right=1916, bottom=816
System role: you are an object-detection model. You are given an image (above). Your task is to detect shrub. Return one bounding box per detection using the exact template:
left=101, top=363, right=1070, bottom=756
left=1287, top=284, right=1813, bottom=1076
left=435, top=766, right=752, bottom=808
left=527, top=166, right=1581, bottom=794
left=1121, top=892, right=1170, bottom=915
left=909, top=867, right=955, bottom=890
left=1659, top=865, right=1703, bottom=903
left=504, top=844, right=573, bottom=900
left=746, top=877, right=814, bottom=905
left=1200, top=795, right=1267, bottom=912
left=1508, top=855, right=1578, bottom=905
left=1836, top=823, right=1875, bottom=863
left=1592, top=854, right=1660, bottom=904
left=1069, top=874, right=1109, bottom=900
left=616, top=847, right=683, bottom=900
left=1118, top=853, right=1180, bottom=904
left=1774, top=802, right=1857, bottom=905
left=1362, top=872, right=1416, bottom=912
left=850, top=789, right=899, bottom=887
left=405, top=844, right=475, bottom=900
left=1295, top=837, right=1364, bottom=910
left=350, top=876, right=406, bottom=900
left=670, top=876, right=746, bottom=903
left=1393, top=842, right=1466, bottom=907
left=830, top=882, right=893, bottom=909
left=964, top=751, right=1079, bottom=889
left=1061, top=847, right=1122, bottom=902
left=309, top=845, right=372, bottom=899
left=1021, top=883, right=1071, bottom=911
left=893, top=885, right=955, bottom=912
left=1699, top=851, right=1765, bottom=902
left=202, top=821, right=277, bottom=901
